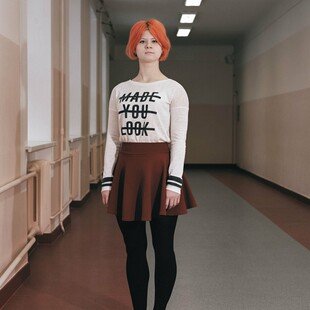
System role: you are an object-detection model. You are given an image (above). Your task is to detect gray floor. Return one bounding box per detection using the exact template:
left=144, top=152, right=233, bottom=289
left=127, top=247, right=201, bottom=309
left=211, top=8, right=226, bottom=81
left=145, top=170, right=310, bottom=310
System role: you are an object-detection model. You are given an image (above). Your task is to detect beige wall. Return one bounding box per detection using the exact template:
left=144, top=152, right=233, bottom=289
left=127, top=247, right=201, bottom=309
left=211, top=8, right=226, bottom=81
left=110, top=44, right=234, bottom=164
left=0, top=0, right=28, bottom=288
left=235, top=0, right=310, bottom=198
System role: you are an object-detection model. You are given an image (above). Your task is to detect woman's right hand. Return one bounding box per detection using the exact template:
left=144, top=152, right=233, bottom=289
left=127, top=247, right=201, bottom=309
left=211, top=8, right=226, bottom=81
left=101, top=190, right=111, bottom=205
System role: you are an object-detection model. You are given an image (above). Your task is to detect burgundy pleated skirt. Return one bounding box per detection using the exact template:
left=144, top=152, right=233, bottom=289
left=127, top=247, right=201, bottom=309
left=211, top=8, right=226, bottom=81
left=107, top=142, right=198, bottom=221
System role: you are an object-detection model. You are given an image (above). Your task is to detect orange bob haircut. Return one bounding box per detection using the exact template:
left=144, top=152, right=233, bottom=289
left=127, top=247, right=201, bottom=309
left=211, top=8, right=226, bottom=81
left=125, top=19, right=171, bottom=62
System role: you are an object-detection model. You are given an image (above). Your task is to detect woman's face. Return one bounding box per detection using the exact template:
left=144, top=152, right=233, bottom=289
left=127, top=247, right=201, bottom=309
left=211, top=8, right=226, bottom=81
left=135, top=30, right=163, bottom=62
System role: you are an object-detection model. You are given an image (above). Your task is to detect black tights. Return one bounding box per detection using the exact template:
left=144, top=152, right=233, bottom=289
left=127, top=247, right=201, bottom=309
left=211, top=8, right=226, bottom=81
left=116, top=215, right=178, bottom=310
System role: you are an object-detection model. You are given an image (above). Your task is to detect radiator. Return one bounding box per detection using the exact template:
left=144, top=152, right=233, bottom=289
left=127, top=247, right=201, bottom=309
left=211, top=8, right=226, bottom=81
left=70, top=149, right=79, bottom=200
left=89, top=144, right=98, bottom=182
left=27, top=160, right=51, bottom=231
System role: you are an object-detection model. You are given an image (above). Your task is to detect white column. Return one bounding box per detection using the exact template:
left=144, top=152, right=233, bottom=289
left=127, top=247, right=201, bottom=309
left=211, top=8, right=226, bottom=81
left=101, top=32, right=109, bottom=133
left=27, top=0, right=52, bottom=142
left=68, top=0, right=82, bottom=138
left=89, top=5, right=97, bottom=135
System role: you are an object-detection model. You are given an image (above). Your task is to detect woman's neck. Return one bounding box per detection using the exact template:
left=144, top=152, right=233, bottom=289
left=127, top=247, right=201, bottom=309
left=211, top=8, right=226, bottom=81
left=132, top=62, right=167, bottom=82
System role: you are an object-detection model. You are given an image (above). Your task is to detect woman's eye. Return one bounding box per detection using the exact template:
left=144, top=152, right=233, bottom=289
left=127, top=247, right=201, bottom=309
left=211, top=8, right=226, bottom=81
left=140, top=40, right=157, bottom=43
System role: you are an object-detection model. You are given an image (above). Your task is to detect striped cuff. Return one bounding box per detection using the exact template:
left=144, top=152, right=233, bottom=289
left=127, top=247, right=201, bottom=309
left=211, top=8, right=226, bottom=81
left=101, top=177, right=113, bottom=191
left=166, top=175, right=183, bottom=194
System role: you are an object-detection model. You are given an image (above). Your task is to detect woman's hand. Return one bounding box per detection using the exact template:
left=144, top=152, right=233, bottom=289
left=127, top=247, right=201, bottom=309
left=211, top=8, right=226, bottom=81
left=101, top=190, right=111, bottom=205
left=166, top=189, right=180, bottom=210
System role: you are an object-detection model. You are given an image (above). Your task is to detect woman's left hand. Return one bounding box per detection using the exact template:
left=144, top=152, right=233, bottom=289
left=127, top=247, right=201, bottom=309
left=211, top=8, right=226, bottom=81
left=166, top=189, right=180, bottom=209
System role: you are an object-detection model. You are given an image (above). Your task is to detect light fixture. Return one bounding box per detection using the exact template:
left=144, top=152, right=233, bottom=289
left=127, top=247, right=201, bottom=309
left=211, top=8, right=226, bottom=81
left=176, top=28, right=191, bottom=37
left=185, top=0, right=202, bottom=6
left=180, top=13, right=196, bottom=23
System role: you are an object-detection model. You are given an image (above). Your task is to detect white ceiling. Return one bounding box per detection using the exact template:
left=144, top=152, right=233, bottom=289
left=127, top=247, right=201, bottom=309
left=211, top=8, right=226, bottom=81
left=103, top=0, right=283, bottom=46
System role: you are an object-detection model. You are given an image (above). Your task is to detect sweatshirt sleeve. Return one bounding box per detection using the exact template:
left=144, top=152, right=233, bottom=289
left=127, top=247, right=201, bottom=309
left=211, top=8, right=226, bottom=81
left=166, top=84, right=189, bottom=194
left=101, top=86, right=121, bottom=192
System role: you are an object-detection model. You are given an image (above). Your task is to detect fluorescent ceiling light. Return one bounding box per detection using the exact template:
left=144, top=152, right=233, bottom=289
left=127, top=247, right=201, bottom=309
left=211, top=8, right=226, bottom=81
left=185, top=0, right=202, bottom=6
left=180, top=13, right=196, bottom=23
left=176, top=28, right=191, bottom=37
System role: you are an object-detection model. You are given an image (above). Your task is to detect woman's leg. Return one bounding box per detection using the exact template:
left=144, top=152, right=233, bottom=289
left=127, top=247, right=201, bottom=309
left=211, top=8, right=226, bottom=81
left=150, top=215, right=178, bottom=310
left=116, top=216, right=149, bottom=310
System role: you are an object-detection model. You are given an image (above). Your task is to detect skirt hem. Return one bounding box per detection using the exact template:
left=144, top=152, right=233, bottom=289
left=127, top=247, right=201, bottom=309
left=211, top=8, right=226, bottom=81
left=106, top=206, right=199, bottom=222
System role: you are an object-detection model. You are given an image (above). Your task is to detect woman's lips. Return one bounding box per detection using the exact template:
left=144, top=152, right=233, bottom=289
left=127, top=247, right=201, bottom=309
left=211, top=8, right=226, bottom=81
left=145, top=52, right=154, bottom=54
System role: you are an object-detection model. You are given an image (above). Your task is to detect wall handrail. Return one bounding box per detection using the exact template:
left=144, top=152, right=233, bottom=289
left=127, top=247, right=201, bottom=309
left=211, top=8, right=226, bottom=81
left=0, top=171, right=37, bottom=195
left=50, top=155, right=71, bottom=166
left=0, top=237, right=36, bottom=289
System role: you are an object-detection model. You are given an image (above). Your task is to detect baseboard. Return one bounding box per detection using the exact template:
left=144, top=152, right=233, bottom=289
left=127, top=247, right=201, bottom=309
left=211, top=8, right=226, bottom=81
left=0, top=263, right=30, bottom=309
left=36, top=215, right=71, bottom=244
left=70, top=190, right=91, bottom=208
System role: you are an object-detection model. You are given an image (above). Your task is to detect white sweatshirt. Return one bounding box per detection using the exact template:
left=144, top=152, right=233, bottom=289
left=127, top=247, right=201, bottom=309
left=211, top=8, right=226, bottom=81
left=101, top=78, right=189, bottom=194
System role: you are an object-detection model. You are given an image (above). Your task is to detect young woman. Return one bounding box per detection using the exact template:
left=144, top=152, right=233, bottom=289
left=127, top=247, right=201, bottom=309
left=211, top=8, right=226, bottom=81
left=101, top=18, right=198, bottom=310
